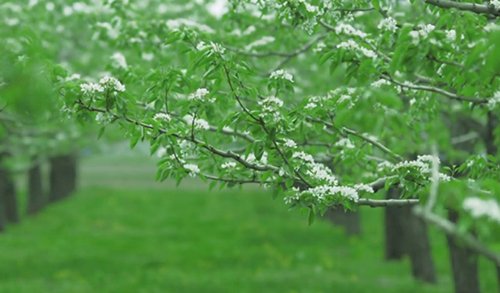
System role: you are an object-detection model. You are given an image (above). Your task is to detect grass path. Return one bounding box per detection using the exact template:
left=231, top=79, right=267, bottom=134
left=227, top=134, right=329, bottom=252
left=0, top=152, right=496, bottom=292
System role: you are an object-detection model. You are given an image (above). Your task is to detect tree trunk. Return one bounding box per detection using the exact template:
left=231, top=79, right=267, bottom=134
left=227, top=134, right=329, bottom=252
left=0, top=183, right=5, bottom=232
left=385, top=188, right=406, bottom=260
left=49, top=154, right=78, bottom=202
left=384, top=188, right=437, bottom=283
left=0, top=164, right=19, bottom=224
left=446, top=210, right=480, bottom=293
left=324, top=208, right=361, bottom=236
left=496, top=265, right=500, bottom=292
left=27, top=162, right=45, bottom=215
left=404, top=209, right=437, bottom=283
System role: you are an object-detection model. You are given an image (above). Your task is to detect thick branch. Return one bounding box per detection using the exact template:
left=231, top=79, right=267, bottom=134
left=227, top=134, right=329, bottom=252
left=358, top=198, right=420, bottom=207
left=424, top=0, right=500, bottom=17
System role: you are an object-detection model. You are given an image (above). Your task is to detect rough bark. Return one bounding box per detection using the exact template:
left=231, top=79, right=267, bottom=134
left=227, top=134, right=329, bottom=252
left=27, top=162, right=45, bottom=215
left=324, top=207, right=361, bottom=236
left=49, top=153, right=78, bottom=202
left=446, top=210, right=480, bottom=293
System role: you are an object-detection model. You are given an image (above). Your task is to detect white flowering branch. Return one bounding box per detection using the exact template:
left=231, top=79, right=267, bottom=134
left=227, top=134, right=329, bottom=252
left=75, top=101, right=279, bottom=174
left=222, top=65, right=313, bottom=188
left=424, top=0, right=500, bottom=17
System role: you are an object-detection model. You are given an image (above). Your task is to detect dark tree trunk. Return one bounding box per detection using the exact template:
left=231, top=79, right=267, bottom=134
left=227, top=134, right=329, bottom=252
left=404, top=209, right=437, bottom=283
left=0, top=164, right=19, bottom=224
left=384, top=188, right=436, bottom=283
left=385, top=188, right=407, bottom=260
left=446, top=210, right=480, bottom=293
left=0, top=184, right=5, bottom=232
left=27, top=162, right=45, bottom=215
left=485, top=111, right=498, bottom=155
left=324, top=208, right=361, bottom=236
left=49, top=154, right=78, bottom=202
left=497, top=265, right=500, bottom=291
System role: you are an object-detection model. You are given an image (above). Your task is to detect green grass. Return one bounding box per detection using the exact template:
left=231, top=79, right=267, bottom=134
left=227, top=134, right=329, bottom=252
left=0, top=151, right=497, bottom=292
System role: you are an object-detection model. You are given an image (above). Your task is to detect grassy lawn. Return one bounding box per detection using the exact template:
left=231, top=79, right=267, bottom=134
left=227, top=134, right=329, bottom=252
left=0, top=151, right=497, bottom=292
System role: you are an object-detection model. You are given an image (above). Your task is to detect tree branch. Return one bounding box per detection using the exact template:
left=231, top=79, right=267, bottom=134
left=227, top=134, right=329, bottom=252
left=358, top=198, right=420, bottom=207
left=424, top=0, right=500, bottom=17
left=414, top=206, right=500, bottom=266
left=382, top=75, right=489, bottom=105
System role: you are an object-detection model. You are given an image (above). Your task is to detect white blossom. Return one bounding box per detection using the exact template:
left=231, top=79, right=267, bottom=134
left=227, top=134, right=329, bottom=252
left=283, top=139, right=297, bottom=148
left=183, top=115, right=210, bottom=130
left=156, top=147, right=167, bottom=158
left=292, top=151, right=315, bottom=164
left=210, top=42, right=225, bottom=54
left=206, top=0, right=228, bottom=19
left=99, top=76, right=126, bottom=92
left=445, top=30, right=456, bottom=42
left=463, top=197, right=500, bottom=223
left=45, top=2, right=55, bottom=11
left=371, top=79, right=391, bottom=88
left=487, top=91, right=500, bottom=110
left=96, top=22, right=120, bottom=39
left=166, top=18, right=215, bottom=33
left=258, top=96, right=283, bottom=112
left=419, top=24, right=435, bottom=37
left=269, top=69, right=294, bottom=83
left=153, top=113, right=171, bottom=122
left=300, top=185, right=359, bottom=202
left=337, top=39, right=376, bottom=59
left=80, top=82, right=104, bottom=95
left=28, top=0, right=39, bottom=8
left=354, top=184, right=374, bottom=193
left=5, top=18, right=20, bottom=27
left=306, top=163, right=338, bottom=185
left=111, top=52, right=127, bottom=69
left=221, top=162, right=237, bottom=169
left=377, top=17, right=398, bottom=32
left=183, top=163, right=200, bottom=177
left=188, top=88, right=210, bottom=101
left=313, top=41, right=326, bottom=53
left=335, top=23, right=368, bottom=38
left=411, top=24, right=435, bottom=44
left=491, top=0, right=500, bottom=10
left=246, top=152, right=268, bottom=165
left=305, top=102, right=317, bottom=109
left=335, top=138, right=355, bottom=149
left=142, top=52, right=154, bottom=61
left=65, top=73, right=81, bottom=82
left=245, top=36, right=275, bottom=51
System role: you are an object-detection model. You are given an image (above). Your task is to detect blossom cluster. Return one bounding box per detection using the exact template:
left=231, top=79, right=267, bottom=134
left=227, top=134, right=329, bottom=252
left=377, top=17, right=398, bottom=32
left=337, top=40, right=377, bottom=59
left=463, top=197, right=500, bottom=223
left=80, top=75, right=125, bottom=95
left=183, top=114, right=210, bottom=130
left=269, top=69, right=294, bottom=83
